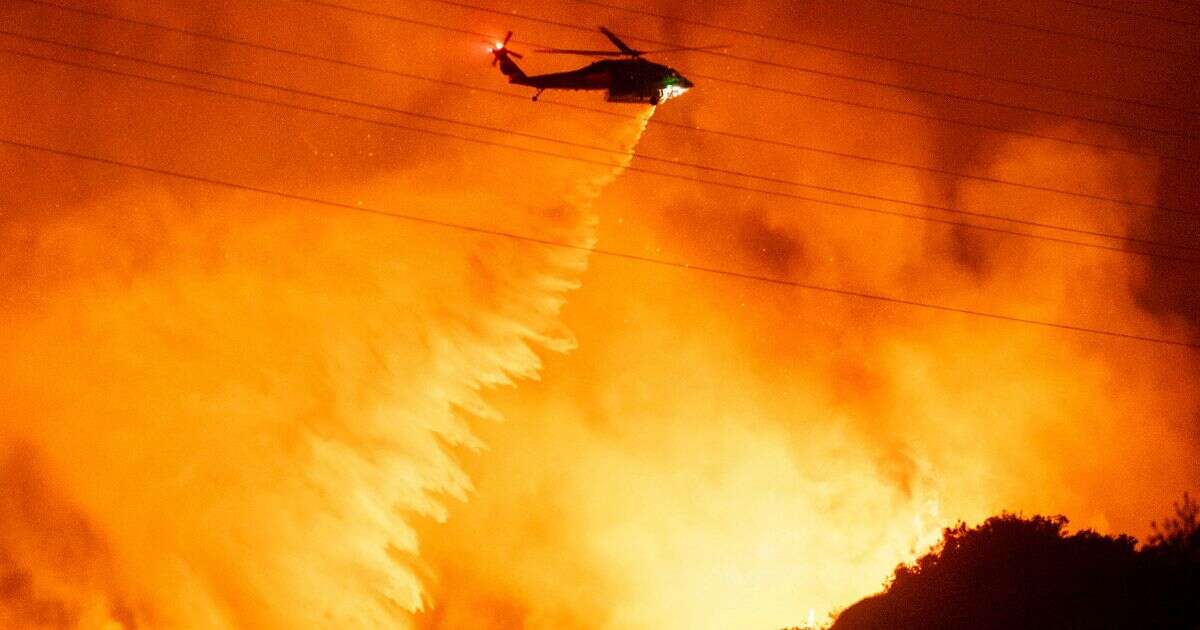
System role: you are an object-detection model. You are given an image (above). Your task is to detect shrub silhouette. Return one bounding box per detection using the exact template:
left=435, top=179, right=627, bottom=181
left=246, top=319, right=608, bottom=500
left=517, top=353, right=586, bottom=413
left=829, top=499, right=1200, bottom=630
left=1148, top=492, right=1200, bottom=562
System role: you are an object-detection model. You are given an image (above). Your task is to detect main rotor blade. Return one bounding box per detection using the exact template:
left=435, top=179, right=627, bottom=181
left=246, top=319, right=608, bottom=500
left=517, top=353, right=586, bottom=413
left=598, top=26, right=640, bottom=55
left=634, top=44, right=730, bottom=55
left=534, top=48, right=630, bottom=56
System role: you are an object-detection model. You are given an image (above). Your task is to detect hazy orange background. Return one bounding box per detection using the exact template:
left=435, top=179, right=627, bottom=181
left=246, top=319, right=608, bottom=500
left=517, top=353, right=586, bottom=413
left=1, top=0, right=1198, bottom=628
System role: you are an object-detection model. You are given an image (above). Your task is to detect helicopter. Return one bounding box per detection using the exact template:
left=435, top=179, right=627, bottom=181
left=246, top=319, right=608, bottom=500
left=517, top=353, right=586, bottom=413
left=488, top=28, right=719, bottom=105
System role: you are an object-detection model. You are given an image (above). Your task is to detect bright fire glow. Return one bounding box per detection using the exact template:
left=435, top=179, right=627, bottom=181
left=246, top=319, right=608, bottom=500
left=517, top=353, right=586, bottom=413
left=1, top=2, right=1197, bottom=630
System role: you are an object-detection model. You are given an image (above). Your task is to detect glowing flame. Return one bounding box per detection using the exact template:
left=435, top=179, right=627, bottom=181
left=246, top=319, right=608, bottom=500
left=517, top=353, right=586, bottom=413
left=2, top=2, right=1198, bottom=630
left=0, top=26, right=656, bottom=625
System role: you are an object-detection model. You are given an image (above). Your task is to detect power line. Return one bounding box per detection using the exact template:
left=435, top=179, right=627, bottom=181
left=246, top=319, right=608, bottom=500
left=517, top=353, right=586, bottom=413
left=562, top=0, right=1200, bottom=116
left=377, top=0, right=1200, bottom=137
left=1054, top=0, right=1200, bottom=27
left=20, top=0, right=1195, bottom=165
left=866, top=0, right=1200, bottom=59
left=681, top=73, right=1195, bottom=163
left=6, top=44, right=1196, bottom=264
left=291, top=0, right=1200, bottom=140
left=3, top=136, right=1196, bottom=350
left=8, top=29, right=1190, bottom=219
left=665, top=76, right=1195, bottom=165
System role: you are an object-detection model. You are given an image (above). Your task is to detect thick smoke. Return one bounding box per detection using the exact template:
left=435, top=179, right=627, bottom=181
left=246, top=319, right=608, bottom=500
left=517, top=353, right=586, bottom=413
left=1, top=2, right=651, bottom=626
left=415, top=1, right=1200, bottom=628
left=2, top=0, right=1199, bottom=629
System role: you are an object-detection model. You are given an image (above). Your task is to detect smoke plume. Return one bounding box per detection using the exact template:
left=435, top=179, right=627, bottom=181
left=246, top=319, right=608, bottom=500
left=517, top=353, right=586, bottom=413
left=3, top=0, right=1199, bottom=628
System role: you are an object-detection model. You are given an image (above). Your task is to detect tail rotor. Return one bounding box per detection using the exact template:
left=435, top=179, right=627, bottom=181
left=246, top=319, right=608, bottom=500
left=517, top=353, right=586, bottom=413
left=488, top=31, right=523, bottom=66
left=486, top=31, right=527, bottom=80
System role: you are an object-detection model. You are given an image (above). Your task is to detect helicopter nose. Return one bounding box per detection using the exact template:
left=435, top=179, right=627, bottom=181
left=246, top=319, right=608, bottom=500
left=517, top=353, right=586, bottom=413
left=679, top=75, right=694, bottom=89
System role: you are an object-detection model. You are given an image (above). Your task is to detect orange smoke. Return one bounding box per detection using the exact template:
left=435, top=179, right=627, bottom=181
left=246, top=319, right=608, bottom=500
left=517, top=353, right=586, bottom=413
left=2, top=1, right=1200, bottom=629
left=1, top=2, right=651, bottom=625
left=414, top=2, right=1200, bottom=626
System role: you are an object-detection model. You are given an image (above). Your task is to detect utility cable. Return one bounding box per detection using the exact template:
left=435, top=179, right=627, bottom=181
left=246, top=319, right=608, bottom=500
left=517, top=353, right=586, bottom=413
left=3, top=136, right=1197, bottom=350
left=562, top=0, right=1200, bottom=115
left=5, top=44, right=1196, bottom=264
left=19, top=0, right=1196, bottom=164
left=1054, top=0, right=1200, bottom=27
left=6, top=29, right=1189, bottom=218
left=866, top=0, right=1200, bottom=59
left=289, top=0, right=1200, bottom=140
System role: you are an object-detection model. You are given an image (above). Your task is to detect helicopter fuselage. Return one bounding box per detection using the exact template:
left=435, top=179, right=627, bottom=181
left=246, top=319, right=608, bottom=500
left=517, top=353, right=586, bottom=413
left=489, top=28, right=703, bottom=105
left=512, top=58, right=693, bottom=105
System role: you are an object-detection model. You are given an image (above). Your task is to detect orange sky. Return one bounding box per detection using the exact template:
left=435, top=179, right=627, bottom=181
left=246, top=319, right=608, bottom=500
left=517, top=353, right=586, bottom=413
left=1, top=1, right=1199, bottom=628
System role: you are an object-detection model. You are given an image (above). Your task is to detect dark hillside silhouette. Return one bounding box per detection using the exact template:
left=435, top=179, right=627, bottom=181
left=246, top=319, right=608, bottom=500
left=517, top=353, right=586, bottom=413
left=829, top=495, right=1200, bottom=630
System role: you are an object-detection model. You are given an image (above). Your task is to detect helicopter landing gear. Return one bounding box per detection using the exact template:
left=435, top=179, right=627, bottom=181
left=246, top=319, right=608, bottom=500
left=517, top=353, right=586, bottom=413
left=532, top=89, right=544, bottom=102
